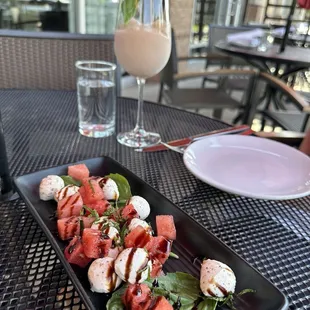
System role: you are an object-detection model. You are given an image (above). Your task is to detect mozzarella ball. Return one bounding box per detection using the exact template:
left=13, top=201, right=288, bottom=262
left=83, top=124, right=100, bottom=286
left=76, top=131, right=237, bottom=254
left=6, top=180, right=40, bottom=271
left=200, top=259, right=236, bottom=298
left=115, top=248, right=151, bottom=284
left=128, top=196, right=150, bottom=220
left=90, top=217, right=109, bottom=230
left=54, top=185, right=80, bottom=202
left=88, top=257, right=122, bottom=293
left=39, top=175, right=65, bottom=201
left=98, top=178, right=119, bottom=200
left=128, top=218, right=152, bottom=234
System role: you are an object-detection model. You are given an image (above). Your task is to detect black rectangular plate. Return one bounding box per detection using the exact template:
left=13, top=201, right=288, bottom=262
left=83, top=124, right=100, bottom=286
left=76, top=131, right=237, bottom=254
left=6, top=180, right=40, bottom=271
left=14, top=156, right=289, bottom=310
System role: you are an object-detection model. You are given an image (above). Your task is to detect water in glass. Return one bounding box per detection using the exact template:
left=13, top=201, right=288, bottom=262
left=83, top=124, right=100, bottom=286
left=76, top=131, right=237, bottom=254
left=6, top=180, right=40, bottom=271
left=76, top=61, right=116, bottom=138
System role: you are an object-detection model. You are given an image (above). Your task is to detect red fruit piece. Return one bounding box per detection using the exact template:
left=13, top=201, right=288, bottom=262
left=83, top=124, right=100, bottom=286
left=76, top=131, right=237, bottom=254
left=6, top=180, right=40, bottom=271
left=122, top=284, right=151, bottom=310
left=68, top=163, right=90, bottom=181
left=156, top=215, right=176, bottom=240
left=64, top=236, right=92, bottom=268
left=57, top=193, right=83, bottom=219
left=146, top=236, right=171, bottom=265
left=57, top=216, right=95, bottom=240
left=149, top=296, right=173, bottom=310
left=122, top=204, right=138, bottom=221
left=82, top=228, right=112, bottom=258
left=85, top=200, right=110, bottom=216
left=81, top=179, right=105, bottom=204
left=79, top=185, right=86, bottom=202
left=150, top=258, right=162, bottom=278
left=124, top=226, right=151, bottom=248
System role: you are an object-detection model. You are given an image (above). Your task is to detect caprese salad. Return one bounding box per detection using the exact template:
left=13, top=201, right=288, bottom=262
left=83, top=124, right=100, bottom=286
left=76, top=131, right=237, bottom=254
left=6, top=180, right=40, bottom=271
left=39, top=163, right=253, bottom=309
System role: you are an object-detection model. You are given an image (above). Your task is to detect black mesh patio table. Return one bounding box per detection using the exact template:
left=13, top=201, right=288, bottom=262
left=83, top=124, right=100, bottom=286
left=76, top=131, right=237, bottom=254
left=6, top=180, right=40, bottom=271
left=0, top=90, right=309, bottom=310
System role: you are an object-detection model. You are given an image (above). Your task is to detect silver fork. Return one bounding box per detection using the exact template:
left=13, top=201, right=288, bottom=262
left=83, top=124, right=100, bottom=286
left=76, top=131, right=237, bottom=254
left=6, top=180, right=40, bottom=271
left=160, top=142, right=187, bottom=154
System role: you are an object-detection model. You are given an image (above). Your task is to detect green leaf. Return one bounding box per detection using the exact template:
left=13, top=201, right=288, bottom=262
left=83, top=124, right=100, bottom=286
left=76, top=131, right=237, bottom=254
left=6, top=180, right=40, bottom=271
left=79, top=218, right=84, bottom=236
left=106, top=285, right=127, bottom=310
left=144, top=272, right=202, bottom=309
left=155, top=272, right=201, bottom=300
left=119, top=222, right=129, bottom=246
left=148, top=286, right=195, bottom=310
left=121, top=0, right=139, bottom=24
left=83, top=205, right=100, bottom=222
left=197, top=299, right=218, bottom=310
left=103, top=206, right=117, bottom=217
left=169, top=251, right=179, bottom=259
left=237, top=288, right=256, bottom=296
left=105, top=174, right=132, bottom=201
left=60, top=175, right=81, bottom=187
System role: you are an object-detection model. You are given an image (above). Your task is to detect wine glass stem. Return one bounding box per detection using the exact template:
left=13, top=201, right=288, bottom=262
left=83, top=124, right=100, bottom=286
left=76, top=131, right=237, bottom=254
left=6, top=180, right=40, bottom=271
left=134, top=78, right=146, bottom=135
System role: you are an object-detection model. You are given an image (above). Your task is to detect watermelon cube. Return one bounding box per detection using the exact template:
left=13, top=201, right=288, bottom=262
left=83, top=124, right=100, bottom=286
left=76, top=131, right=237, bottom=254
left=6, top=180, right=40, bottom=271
left=122, top=284, right=151, bottom=310
left=146, top=236, right=171, bottom=265
left=64, top=236, right=92, bottom=268
left=68, top=163, right=89, bottom=181
left=156, top=215, right=176, bottom=240
left=57, top=192, right=83, bottom=219
left=150, top=258, right=162, bottom=278
left=121, top=204, right=138, bottom=221
left=124, top=226, right=151, bottom=248
left=82, top=228, right=112, bottom=258
left=150, top=296, right=173, bottom=310
left=57, top=216, right=95, bottom=240
left=85, top=200, right=110, bottom=216
left=81, top=179, right=105, bottom=204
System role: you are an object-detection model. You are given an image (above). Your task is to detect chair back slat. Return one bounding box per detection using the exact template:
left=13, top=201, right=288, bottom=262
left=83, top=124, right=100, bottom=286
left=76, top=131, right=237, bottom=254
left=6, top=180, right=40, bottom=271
left=0, top=30, right=120, bottom=94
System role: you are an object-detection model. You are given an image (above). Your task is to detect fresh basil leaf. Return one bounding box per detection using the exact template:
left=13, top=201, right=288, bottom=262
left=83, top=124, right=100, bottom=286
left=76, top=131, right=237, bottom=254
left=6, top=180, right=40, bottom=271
left=144, top=272, right=201, bottom=309
left=156, top=272, right=201, bottom=300
left=168, top=294, right=196, bottom=310
left=60, top=175, right=81, bottom=187
left=106, top=173, right=132, bottom=201
left=197, top=299, right=218, bottom=310
left=149, top=286, right=195, bottom=310
left=121, top=0, right=139, bottom=24
left=106, top=286, right=127, bottom=310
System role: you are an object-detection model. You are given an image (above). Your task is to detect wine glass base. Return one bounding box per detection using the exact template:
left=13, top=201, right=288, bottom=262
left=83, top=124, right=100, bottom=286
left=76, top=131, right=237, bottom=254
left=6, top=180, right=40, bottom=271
left=117, top=130, right=161, bottom=148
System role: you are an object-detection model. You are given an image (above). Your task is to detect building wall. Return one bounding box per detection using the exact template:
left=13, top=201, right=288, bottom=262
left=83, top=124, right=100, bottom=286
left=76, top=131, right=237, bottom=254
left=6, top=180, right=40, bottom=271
left=170, top=0, right=195, bottom=57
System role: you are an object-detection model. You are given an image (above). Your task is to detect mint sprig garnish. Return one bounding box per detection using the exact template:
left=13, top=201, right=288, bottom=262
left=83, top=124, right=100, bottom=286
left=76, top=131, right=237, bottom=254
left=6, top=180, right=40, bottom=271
left=121, top=0, right=139, bottom=24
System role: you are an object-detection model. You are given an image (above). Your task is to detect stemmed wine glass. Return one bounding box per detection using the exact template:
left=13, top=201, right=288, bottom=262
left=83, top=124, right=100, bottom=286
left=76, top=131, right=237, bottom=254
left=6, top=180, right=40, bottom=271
left=114, top=0, right=171, bottom=147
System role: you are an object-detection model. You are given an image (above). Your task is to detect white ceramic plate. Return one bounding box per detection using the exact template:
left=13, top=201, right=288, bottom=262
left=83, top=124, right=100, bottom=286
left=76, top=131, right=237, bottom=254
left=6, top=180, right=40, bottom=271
left=183, top=135, right=310, bottom=200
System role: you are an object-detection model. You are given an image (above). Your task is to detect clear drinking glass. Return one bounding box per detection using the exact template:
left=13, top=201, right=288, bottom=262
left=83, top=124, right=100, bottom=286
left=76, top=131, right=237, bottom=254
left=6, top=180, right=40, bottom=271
left=76, top=61, right=116, bottom=138
left=114, top=0, right=171, bottom=147
left=257, top=31, right=274, bottom=52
